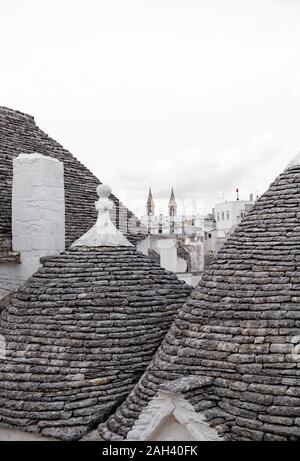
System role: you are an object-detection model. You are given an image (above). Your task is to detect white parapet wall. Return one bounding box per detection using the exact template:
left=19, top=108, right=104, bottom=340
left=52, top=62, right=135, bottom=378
left=157, top=238, right=177, bottom=272
left=136, top=237, right=149, bottom=256
left=0, top=153, right=65, bottom=299
left=127, top=390, right=222, bottom=441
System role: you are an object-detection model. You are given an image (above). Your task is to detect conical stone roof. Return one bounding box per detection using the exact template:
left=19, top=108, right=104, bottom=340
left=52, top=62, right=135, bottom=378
left=0, top=185, right=192, bottom=440
left=0, top=106, right=146, bottom=248
left=98, top=160, right=300, bottom=442
left=0, top=246, right=191, bottom=440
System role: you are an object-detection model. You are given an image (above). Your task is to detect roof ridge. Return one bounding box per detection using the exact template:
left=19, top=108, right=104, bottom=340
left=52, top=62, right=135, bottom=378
left=0, top=106, right=35, bottom=121
left=285, top=151, right=300, bottom=170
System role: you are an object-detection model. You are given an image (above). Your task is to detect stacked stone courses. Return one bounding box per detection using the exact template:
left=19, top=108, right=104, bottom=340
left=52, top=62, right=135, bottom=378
left=0, top=107, right=146, bottom=249
left=98, top=163, right=300, bottom=441
left=0, top=246, right=191, bottom=440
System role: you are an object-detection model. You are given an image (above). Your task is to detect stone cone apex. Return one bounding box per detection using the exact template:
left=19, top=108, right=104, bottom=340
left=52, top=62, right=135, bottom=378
left=286, top=151, right=300, bottom=170
left=72, top=184, right=133, bottom=247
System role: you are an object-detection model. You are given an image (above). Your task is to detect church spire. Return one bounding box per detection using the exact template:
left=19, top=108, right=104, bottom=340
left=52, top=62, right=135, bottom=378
left=168, top=187, right=177, bottom=217
left=146, top=187, right=155, bottom=216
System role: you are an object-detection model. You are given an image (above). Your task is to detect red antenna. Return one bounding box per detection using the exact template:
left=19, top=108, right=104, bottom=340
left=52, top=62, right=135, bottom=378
left=236, top=188, right=239, bottom=201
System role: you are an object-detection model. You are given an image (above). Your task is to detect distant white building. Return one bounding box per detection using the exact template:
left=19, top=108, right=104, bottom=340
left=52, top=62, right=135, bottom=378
left=203, top=191, right=256, bottom=263
left=141, top=188, right=205, bottom=286
left=141, top=188, right=256, bottom=285
left=214, top=192, right=255, bottom=238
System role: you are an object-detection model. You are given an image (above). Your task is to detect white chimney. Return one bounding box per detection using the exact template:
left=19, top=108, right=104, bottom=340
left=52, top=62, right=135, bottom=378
left=157, top=238, right=177, bottom=272
left=12, top=153, right=65, bottom=280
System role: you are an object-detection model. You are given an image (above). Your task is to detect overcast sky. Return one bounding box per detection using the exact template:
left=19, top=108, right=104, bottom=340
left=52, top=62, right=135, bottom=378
left=1, top=0, right=300, bottom=216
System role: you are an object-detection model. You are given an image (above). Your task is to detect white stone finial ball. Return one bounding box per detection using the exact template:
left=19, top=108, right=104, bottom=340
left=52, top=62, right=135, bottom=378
left=97, top=184, right=112, bottom=198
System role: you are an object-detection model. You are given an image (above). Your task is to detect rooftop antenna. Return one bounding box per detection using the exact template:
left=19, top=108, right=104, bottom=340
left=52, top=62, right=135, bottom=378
left=236, top=188, right=239, bottom=201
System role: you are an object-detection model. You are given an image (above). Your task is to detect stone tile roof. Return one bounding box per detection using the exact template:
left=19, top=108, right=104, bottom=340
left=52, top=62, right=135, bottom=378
left=148, top=250, right=160, bottom=265
left=0, top=106, right=147, bottom=249
left=97, top=162, right=300, bottom=442
left=0, top=246, right=192, bottom=440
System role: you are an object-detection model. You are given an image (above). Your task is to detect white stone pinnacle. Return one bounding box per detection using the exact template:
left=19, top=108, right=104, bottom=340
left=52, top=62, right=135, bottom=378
left=286, top=151, right=300, bottom=170
left=72, top=184, right=133, bottom=248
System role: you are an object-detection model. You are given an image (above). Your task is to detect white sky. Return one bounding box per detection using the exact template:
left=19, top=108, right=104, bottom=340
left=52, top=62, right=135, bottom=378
left=1, top=0, right=300, bottom=216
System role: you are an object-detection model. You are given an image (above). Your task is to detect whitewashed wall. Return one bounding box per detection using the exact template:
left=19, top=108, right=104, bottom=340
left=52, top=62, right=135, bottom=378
left=157, top=239, right=177, bottom=272
left=127, top=390, right=222, bottom=441
left=136, top=237, right=149, bottom=256
left=0, top=153, right=65, bottom=299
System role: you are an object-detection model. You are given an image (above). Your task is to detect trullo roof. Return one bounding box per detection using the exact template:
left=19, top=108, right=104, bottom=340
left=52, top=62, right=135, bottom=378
left=0, top=186, right=192, bottom=440
left=0, top=106, right=146, bottom=250
left=97, top=159, right=300, bottom=442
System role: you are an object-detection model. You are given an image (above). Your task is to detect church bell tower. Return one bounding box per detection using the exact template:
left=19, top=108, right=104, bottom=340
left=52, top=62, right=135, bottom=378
left=168, top=187, right=177, bottom=217
left=168, top=187, right=177, bottom=234
left=146, top=188, right=155, bottom=217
